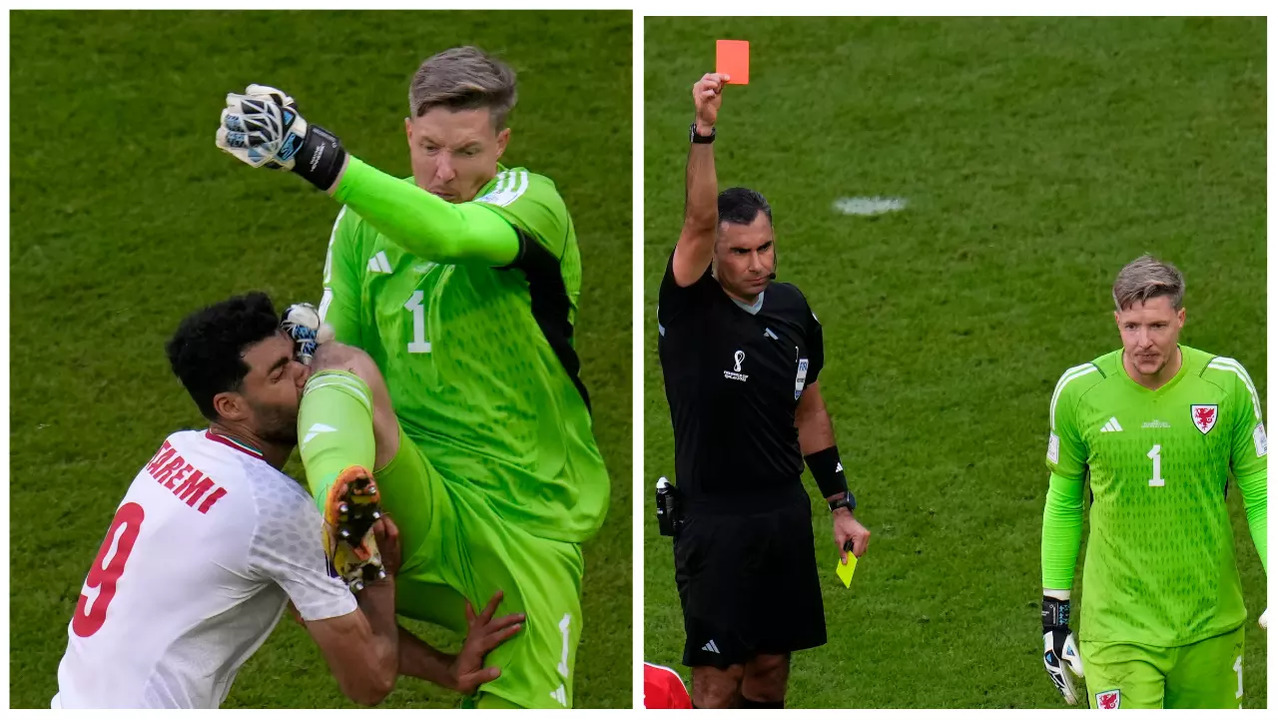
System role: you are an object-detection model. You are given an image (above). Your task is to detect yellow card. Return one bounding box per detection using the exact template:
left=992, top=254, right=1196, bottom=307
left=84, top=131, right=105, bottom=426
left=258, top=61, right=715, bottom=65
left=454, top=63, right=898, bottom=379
left=835, top=553, right=857, bottom=588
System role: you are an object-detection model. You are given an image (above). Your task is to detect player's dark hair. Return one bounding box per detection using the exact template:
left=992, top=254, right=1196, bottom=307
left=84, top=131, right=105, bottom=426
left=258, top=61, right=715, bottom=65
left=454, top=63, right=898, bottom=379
left=718, top=187, right=773, bottom=227
left=165, top=292, right=281, bottom=421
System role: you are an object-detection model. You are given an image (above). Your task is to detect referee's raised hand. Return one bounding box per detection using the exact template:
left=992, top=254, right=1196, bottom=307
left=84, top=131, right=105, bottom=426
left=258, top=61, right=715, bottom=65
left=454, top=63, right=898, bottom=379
left=834, top=509, right=870, bottom=564
left=692, top=73, right=728, bottom=129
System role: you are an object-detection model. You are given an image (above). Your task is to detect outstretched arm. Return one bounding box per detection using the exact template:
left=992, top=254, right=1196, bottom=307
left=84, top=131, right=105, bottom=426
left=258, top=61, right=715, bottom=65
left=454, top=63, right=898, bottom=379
left=330, top=158, right=519, bottom=266
left=216, top=85, right=519, bottom=266
left=671, top=73, right=728, bottom=287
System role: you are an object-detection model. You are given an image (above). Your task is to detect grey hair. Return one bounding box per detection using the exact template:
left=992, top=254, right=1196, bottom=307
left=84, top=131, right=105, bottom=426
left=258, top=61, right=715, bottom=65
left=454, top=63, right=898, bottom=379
left=1113, top=254, right=1185, bottom=311
left=408, top=46, right=517, bottom=129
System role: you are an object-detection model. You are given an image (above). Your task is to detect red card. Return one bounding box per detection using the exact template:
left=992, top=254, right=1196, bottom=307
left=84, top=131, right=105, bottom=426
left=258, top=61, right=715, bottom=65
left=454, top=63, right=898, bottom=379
left=716, top=40, right=749, bottom=85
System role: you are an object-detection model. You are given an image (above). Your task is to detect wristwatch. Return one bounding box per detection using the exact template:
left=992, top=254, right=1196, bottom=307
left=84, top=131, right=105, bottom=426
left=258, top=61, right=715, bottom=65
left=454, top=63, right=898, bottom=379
left=689, top=123, right=715, bottom=144
left=828, top=490, right=856, bottom=513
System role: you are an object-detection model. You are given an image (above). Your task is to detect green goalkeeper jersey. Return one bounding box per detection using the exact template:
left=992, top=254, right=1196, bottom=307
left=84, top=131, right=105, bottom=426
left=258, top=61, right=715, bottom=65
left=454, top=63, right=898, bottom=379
left=1047, top=345, right=1267, bottom=646
left=321, top=165, right=609, bottom=543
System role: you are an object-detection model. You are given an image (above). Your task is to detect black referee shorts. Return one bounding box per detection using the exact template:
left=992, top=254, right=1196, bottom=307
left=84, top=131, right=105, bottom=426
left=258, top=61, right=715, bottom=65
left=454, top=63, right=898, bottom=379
left=674, top=497, right=826, bottom=669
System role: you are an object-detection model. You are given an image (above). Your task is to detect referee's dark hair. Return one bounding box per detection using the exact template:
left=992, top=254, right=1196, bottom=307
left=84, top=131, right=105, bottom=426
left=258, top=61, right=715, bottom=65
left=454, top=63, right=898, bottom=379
left=719, top=187, right=773, bottom=227
left=166, top=292, right=282, bottom=421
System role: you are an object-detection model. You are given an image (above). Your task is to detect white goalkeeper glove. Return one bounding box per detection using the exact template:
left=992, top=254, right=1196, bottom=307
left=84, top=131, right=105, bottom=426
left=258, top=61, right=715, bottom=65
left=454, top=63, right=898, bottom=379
left=1260, top=608, right=1268, bottom=630
left=215, top=85, right=347, bottom=190
left=279, top=302, right=334, bottom=366
left=1042, top=596, right=1085, bottom=705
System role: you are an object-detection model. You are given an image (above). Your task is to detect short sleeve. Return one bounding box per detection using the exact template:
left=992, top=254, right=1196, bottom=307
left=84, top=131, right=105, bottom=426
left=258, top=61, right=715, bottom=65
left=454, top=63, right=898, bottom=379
left=657, top=251, right=714, bottom=331
left=247, top=481, right=357, bottom=622
left=1047, top=365, right=1092, bottom=480
left=805, top=304, right=825, bottom=387
left=475, top=170, right=569, bottom=258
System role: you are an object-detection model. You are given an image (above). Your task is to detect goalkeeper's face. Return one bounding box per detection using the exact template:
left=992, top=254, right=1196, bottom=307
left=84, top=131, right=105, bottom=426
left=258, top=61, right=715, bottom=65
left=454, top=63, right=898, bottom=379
left=405, top=107, right=510, bottom=203
left=233, top=332, right=309, bottom=447
left=1115, top=295, right=1185, bottom=378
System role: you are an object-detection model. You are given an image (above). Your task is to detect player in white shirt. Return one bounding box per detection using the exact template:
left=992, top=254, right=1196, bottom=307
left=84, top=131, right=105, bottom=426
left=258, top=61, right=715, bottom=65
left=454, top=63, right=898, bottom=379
left=55, top=293, right=523, bottom=708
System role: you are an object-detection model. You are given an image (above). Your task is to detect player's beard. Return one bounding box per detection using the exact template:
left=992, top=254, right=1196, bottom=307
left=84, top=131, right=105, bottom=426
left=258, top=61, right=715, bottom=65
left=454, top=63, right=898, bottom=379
left=251, top=400, right=300, bottom=447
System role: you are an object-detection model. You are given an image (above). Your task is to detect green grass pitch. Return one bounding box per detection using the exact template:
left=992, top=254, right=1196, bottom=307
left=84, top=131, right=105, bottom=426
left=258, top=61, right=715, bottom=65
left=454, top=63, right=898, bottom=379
left=9, top=10, right=631, bottom=709
left=643, top=17, right=1266, bottom=708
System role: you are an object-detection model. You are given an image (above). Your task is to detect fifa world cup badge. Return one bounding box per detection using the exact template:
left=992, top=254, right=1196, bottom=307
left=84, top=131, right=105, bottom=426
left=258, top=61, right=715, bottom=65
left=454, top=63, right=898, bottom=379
left=1096, top=689, right=1121, bottom=709
left=1191, top=404, right=1218, bottom=434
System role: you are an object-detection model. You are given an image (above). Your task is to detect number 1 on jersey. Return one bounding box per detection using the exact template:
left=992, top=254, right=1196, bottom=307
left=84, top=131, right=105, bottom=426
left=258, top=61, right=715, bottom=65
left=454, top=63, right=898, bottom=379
left=1147, top=444, right=1164, bottom=487
left=404, top=290, right=432, bottom=353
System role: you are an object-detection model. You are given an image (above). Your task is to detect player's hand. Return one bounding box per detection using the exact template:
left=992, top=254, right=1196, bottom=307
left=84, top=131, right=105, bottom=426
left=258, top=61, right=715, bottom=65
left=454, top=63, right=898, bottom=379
left=833, top=508, right=870, bottom=564
left=692, top=73, right=728, bottom=131
left=450, top=590, right=525, bottom=695
left=1260, top=608, right=1269, bottom=630
left=371, top=516, right=401, bottom=578
left=280, top=302, right=335, bottom=366
left=1042, top=596, right=1085, bottom=705
left=215, top=84, right=348, bottom=191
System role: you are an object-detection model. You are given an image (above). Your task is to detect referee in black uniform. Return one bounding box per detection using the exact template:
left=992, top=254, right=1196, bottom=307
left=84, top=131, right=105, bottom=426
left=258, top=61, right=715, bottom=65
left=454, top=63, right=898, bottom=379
left=656, top=72, right=871, bottom=709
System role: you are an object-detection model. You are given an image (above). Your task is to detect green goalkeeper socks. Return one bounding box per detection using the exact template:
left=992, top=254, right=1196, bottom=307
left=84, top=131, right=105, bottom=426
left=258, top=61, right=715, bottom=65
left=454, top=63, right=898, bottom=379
left=298, top=370, right=377, bottom=512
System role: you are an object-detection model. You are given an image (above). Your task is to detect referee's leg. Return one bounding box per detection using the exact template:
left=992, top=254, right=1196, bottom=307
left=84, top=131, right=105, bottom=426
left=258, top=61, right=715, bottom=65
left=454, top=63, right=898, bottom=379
left=691, top=665, right=745, bottom=708
left=741, top=653, right=790, bottom=707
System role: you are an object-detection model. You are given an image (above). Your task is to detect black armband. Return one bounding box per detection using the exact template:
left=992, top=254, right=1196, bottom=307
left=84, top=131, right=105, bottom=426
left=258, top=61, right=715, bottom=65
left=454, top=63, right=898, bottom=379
left=290, top=124, right=348, bottom=191
left=805, top=445, right=849, bottom=500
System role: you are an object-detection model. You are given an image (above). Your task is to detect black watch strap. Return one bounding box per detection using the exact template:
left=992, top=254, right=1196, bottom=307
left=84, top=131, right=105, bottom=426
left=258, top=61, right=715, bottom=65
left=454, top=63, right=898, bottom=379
left=828, top=491, right=856, bottom=512
left=690, top=123, right=715, bottom=144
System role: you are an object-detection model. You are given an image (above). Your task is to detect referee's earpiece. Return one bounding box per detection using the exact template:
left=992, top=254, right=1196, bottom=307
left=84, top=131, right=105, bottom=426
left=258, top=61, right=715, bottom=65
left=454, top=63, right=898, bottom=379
left=767, top=251, right=778, bottom=280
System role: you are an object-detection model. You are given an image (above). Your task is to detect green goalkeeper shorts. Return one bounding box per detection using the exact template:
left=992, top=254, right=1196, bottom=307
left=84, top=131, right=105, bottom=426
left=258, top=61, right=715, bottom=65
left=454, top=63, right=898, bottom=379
left=374, top=426, right=584, bottom=709
left=1081, top=624, right=1245, bottom=709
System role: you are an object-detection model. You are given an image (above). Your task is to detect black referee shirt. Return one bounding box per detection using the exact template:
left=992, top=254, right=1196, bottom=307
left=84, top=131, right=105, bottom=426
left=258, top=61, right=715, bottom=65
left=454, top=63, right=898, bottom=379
left=657, top=252, right=825, bottom=503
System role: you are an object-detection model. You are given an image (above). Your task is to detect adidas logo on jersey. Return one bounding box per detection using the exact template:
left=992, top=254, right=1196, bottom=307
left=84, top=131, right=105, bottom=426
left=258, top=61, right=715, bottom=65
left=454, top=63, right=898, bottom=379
left=1099, top=417, right=1123, bottom=433
left=701, top=639, right=721, bottom=654
left=367, top=251, right=392, bottom=274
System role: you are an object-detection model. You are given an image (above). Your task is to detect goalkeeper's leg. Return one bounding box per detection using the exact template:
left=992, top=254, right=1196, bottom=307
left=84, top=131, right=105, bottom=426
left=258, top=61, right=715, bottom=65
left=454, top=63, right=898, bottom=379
left=1164, top=625, right=1245, bottom=709
left=299, top=344, right=404, bottom=584
left=301, top=342, right=403, bottom=488
left=1080, top=639, right=1169, bottom=709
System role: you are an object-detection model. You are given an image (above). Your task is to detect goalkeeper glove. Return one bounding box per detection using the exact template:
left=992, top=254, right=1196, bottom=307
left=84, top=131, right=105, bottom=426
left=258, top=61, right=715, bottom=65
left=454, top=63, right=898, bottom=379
left=280, top=302, right=334, bottom=366
left=1042, top=595, right=1085, bottom=705
left=1260, top=608, right=1269, bottom=630
left=215, top=85, right=347, bottom=191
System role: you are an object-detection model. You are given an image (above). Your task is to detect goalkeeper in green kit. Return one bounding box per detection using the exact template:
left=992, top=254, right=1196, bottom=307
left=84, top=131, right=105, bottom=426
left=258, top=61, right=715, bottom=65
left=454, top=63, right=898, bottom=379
left=1041, top=255, right=1266, bottom=709
left=214, top=47, right=609, bottom=708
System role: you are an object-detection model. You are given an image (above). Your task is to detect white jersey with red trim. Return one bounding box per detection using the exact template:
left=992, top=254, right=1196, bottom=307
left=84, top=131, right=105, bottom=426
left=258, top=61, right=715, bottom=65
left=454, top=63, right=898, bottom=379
left=54, top=429, right=356, bottom=709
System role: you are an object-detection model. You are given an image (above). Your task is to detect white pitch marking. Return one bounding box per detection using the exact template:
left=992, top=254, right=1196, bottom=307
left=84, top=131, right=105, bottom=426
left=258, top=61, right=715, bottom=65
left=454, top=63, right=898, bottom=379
left=833, top=196, right=908, bottom=216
